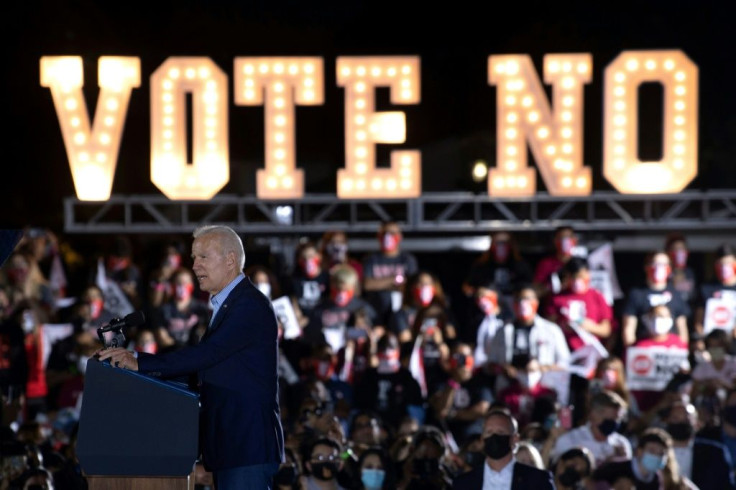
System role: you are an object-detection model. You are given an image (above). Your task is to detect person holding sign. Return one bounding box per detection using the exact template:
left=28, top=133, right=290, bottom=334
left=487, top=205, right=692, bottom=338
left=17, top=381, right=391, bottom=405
left=694, top=244, right=736, bottom=337
left=621, top=251, right=690, bottom=347
left=629, top=304, right=690, bottom=413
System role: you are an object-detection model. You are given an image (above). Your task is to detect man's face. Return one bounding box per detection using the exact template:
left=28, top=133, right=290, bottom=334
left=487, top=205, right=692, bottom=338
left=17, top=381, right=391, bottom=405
left=591, top=406, right=621, bottom=426
left=191, top=235, right=234, bottom=295
left=482, top=415, right=515, bottom=441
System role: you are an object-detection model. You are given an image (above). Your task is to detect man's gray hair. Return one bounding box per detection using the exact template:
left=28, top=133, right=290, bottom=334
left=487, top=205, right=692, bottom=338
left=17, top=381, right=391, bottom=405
left=193, top=225, right=246, bottom=269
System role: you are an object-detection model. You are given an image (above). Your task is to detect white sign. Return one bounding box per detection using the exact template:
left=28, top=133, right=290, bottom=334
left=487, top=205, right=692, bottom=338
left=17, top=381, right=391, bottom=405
left=541, top=369, right=571, bottom=406
left=95, top=258, right=134, bottom=318
left=626, top=346, right=689, bottom=391
left=704, top=297, right=736, bottom=334
left=271, top=296, right=301, bottom=340
left=587, top=243, right=623, bottom=306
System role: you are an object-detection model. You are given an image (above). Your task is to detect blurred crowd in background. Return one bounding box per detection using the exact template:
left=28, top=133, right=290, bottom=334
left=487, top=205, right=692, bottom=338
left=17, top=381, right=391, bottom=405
left=3, top=223, right=736, bottom=489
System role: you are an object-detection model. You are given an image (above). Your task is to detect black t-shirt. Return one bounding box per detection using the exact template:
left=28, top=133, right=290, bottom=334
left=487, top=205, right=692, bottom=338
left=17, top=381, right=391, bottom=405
left=466, top=259, right=532, bottom=297
left=593, top=459, right=660, bottom=490
left=362, top=252, right=418, bottom=320
left=305, top=297, right=377, bottom=346
left=623, top=285, right=691, bottom=340
left=154, top=299, right=210, bottom=344
left=698, top=282, right=736, bottom=306
left=354, top=367, right=423, bottom=428
left=511, top=323, right=533, bottom=369
left=288, top=271, right=329, bottom=316
left=446, top=374, right=494, bottom=446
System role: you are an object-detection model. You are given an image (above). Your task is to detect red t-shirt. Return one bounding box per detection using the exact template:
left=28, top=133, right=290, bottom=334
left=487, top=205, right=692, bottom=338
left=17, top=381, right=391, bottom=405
left=545, top=288, right=612, bottom=352
left=534, top=256, right=564, bottom=289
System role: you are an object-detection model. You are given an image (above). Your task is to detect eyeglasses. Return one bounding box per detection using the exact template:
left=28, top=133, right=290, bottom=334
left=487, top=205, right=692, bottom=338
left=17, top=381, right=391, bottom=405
left=311, top=453, right=340, bottom=462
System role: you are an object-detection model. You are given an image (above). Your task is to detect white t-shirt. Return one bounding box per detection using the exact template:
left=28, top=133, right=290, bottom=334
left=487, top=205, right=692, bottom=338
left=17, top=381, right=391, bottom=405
left=691, top=356, right=736, bottom=386
left=552, top=423, right=632, bottom=466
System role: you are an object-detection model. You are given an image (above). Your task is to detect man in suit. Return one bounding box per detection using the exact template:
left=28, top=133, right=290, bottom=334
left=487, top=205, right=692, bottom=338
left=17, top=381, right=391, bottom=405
left=452, top=409, right=555, bottom=489
left=99, top=225, right=284, bottom=489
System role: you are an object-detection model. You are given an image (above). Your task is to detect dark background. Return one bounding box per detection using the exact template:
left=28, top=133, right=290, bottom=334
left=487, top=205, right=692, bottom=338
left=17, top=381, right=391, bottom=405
left=1, top=1, right=735, bottom=230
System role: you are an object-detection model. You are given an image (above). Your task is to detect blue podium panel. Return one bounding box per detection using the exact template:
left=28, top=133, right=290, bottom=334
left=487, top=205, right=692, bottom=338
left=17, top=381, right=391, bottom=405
left=77, top=359, right=200, bottom=476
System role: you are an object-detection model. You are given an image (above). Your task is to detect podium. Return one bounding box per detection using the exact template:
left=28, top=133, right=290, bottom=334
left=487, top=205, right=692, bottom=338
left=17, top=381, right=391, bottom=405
left=77, top=359, right=200, bottom=490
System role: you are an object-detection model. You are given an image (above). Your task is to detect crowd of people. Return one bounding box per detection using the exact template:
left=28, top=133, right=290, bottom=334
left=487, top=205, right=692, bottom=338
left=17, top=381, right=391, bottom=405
left=2, top=223, right=736, bottom=489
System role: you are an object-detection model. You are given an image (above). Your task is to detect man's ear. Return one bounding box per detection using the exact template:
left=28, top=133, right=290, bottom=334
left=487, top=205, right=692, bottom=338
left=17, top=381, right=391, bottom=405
left=226, top=251, right=236, bottom=268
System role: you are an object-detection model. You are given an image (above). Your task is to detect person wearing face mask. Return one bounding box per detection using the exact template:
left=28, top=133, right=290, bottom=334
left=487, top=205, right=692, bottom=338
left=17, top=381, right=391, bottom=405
left=488, top=286, right=570, bottom=393
left=545, top=258, right=612, bottom=353
left=665, top=234, right=698, bottom=308
left=362, top=221, right=418, bottom=327
left=429, top=343, right=493, bottom=446
left=354, top=333, right=424, bottom=429
left=452, top=409, right=554, bottom=489
left=691, top=329, right=736, bottom=401
left=355, top=446, right=393, bottom=490
left=464, top=231, right=532, bottom=301
left=552, top=447, right=594, bottom=490
left=288, top=241, right=330, bottom=321
left=246, top=265, right=282, bottom=301
left=390, top=272, right=454, bottom=344
left=306, top=265, right=376, bottom=354
left=496, top=359, right=558, bottom=428
left=593, top=428, right=673, bottom=490
left=320, top=230, right=364, bottom=282
left=534, top=226, right=580, bottom=299
left=301, top=437, right=347, bottom=490
left=552, top=390, right=631, bottom=467
left=148, top=241, right=185, bottom=308
left=13, top=302, right=49, bottom=421
left=694, top=244, right=736, bottom=338
left=622, top=251, right=690, bottom=347
left=472, top=283, right=508, bottom=369
left=401, top=426, right=452, bottom=490
left=153, top=268, right=209, bottom=347
left=661, top=399, right=732, bottom=489
left=630, top=305, right=690, bottom=413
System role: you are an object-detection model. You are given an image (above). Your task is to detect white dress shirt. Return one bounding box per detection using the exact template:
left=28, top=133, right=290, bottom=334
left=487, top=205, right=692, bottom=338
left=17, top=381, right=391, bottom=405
left=483, top=457, right=515, bottom=490
left=673, top=441, right=694, bottom=479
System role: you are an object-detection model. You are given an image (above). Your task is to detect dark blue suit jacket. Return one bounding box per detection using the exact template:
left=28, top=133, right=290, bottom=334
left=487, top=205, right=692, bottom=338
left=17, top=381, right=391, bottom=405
left=138, top=277, right=285, bottom=471
left=452, top=461, right=556, bottom=490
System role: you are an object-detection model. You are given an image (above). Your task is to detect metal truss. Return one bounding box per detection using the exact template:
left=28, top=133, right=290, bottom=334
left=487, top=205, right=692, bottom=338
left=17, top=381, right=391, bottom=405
left=64, top=190, right=736, bottom=235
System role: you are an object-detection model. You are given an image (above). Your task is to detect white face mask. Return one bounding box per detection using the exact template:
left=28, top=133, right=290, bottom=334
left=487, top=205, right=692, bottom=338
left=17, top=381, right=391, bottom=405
left=256, top=282, right=272, bottom=299
left=650, top=316, right=673, bottom=335
left=22, top=310, right=36, bottom=334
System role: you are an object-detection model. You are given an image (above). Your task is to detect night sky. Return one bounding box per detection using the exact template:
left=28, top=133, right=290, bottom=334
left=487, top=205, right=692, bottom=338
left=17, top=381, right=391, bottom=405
left=2, top=1, right=734, bottom=230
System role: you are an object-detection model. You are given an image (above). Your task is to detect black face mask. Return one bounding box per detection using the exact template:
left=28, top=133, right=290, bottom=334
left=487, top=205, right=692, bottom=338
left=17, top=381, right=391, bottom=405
left=666, top=422, right=694, bottom=441
left=597, top=418, right=620, bottom=436
left=274, top=465, right=298, bottom=486
left=558, top=466, right=582, bottom=487
left=483, top=434, right=512, bottom=460
left=724, top=405, right=736, bottom=426
left=464, top=451, right=485, bottom=468
left=412, top=457, right=440, bottom=478
left=310, top=461, right=339, bottom=481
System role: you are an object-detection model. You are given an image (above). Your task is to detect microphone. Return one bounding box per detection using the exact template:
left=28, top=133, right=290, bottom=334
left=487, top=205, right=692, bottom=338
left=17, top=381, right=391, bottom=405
left=98, top=311, right=146, bottom=333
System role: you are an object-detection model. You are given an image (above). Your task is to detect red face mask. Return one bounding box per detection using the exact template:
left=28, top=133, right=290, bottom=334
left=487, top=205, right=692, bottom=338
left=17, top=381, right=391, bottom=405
left=414, top=285, right=435, bottom=307
left=377, top=348, right=400, bottom=373
left=107, top=256, right=130, bottom=272
left=647, top=263, right=671, bottom=284
left=88, top=298, right=104, bottom=319
left=514, top=298, right=538, bottom=323
left=450, top=353, right=475, bottom=371
left=556, top=237, right=577, bottom=257
left=477, top=293, right=498, bottom=316
left=331, top=288, right=354, bottom=307
left=716, top=262, right=736, bottom=283
left=301, top=256, right=321, bottom=279
left=136, top=341, right=157, bottom=355
left=381, top=232, right=400, bottom=253
left=175, top=283, right=194, bottom=301
left=669, top=249, right=688, bottom=270
left=572, top=277, right=589, bottom=295
left=492, top=241, right=510, bottom=263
